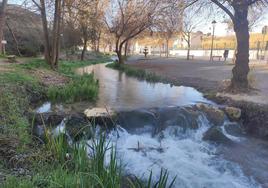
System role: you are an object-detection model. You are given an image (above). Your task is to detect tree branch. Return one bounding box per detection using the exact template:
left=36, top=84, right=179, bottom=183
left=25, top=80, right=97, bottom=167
left=210, top=0, right=235, bottom=22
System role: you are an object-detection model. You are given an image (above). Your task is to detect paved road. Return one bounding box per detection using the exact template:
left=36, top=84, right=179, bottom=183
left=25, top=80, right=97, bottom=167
left=127, top=57, right=268, bottom=104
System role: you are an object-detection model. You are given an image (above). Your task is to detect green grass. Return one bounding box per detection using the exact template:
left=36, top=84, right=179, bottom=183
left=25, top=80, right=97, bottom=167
left=16, top=58, right=110, bottom=103
left=48, top=74, right=99, bottom=103
left=59, top=59, right=109, bottom=77
left=107, top=62, right=163, bottom=83
left=17, top=57, right=110, bottom=78
left=2, top=131, right=176, bottom=188
left=2, top=133, right=121, bottom=188
left=0, top=69, right=45, bottom=145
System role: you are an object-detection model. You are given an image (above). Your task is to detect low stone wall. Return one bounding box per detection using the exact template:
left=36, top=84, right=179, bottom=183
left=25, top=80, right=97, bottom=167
left=169, top=49, right=267, bottom=61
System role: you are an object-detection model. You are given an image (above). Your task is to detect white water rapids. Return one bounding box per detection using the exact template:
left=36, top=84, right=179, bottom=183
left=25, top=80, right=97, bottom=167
left=87, top=116, right=260, bottom=188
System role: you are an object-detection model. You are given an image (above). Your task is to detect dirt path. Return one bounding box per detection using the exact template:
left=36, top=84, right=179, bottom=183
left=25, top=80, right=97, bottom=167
left=127, top=57, right=268, bottom=105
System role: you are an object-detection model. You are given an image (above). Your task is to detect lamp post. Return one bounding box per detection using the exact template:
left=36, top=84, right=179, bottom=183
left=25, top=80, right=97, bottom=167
left=210, top=20, right=217, bottom=61
left=261, top=26, right=267, bottom=60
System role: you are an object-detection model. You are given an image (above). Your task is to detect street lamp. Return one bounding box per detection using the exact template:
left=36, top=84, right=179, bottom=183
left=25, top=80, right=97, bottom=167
left=210, top=20, right=217, bottom=61
left=261, top=26, right=267, bottom=60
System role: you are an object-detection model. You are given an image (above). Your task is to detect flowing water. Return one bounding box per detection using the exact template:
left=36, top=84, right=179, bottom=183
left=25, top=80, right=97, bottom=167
left=38, top=63, right=268, bottom=188
left=77, top=64, right=212, bottom=110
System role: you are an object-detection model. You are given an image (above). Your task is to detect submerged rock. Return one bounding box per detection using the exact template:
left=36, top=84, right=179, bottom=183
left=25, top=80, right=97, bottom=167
left=65, top=113, right=92, bottom=141
left=224, top=107, right=242, bottom=121
left=117, top=109, right=157, bottom=134
left=155, top=107, right=200, bottom=134
left=224, top=122, right=244, bottom=137
left=203, top=127, right=232, bottom=145
left=29, top=112, right=65, bottom=127
left=30, top=112, right=66, bottom=142
left=196, top=103, right=225, bottom=126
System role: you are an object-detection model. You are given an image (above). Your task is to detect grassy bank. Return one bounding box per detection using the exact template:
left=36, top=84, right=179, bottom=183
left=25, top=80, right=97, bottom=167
left=3, top=133, right=176, bottom=188
left=0, top=56, right=110, bottom=144
left=18, top=57, right=110, bottom=103
left=1, top=57, right=176, bottom=187
left=0, top=56, right=106, bottom=185
left=106, top=62, right=163, bottom=83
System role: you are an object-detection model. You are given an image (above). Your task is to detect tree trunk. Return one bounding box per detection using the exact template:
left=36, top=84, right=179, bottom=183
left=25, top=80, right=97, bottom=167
left=96, top=31, right=101, bottom=52
left=230, top=3, right=250, bottom=90
left=115, top=39, right=124, bottom=64
left=0, top=0, right=8, bottom=54
left=166, top=39, right=169, bottom=58
left=40, top=0, right=52, bottom=66
left=124, top=40, right=128, bottom=58
left=186, top=33, right=191, bottom=60
left=51, top=0, right=62, bottom=69
left=81, top=38, right=87, bottom=61
left=116, top=50, right=123, bottom=64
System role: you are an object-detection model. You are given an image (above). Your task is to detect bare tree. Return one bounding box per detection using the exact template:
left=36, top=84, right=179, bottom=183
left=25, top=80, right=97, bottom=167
left=157, top=1, right=181, bottom=57
left=105, top=0, right=163, bottom=64
left=32, top=0, right=64, bottom=69
left=188, top=0, right=268, bottom=91
left=0, top=0, right=8, bottom=54
left=66, top=0, right=107, bottom=60
left=181, top=7, right=204, bottom=60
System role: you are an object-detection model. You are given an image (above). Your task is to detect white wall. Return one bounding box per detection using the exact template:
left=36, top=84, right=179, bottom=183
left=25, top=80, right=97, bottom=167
left=169, top=49, right=265, bottom=60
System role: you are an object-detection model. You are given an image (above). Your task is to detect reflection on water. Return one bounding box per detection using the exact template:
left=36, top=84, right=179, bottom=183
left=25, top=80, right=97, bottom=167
left=77, top=64, right=210, bottom=110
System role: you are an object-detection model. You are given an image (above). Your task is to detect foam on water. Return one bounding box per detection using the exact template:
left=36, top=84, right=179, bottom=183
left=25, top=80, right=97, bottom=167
left=102, top=117, right=260, bottom=188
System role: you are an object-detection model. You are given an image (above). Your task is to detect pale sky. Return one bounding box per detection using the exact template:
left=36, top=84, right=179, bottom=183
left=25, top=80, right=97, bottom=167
left=201, top=15, right=268, bottom=36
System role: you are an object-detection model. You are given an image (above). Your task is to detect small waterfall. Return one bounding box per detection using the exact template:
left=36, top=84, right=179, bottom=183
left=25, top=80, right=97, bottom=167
left=101, top=106, right=260, bottom=188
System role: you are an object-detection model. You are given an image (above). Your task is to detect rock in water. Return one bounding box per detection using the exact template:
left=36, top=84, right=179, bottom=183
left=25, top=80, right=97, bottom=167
left=84, top=108, right=115, bottom=128
left=65, top=113, right=91, bottom=141
left=224, top=107, right=242, bottom=121
left=117, top=109, right=157, bottom=134
left=203, top=127, right=233, bottom=145
left=196, top=103, right=225, bottom=126
left=224, top=122, right=244, bottom=137
left=29, top=112, right=65, bottom=127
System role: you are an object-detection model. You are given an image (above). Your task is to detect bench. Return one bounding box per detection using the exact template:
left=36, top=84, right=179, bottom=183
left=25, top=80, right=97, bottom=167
left=7, top=55, right=16, bottom=63
left=212, top=56, right=222, bottom=61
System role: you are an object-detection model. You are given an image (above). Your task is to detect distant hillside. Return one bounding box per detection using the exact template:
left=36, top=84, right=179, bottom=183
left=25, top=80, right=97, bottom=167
left=4, top=4, right=43, bottom=56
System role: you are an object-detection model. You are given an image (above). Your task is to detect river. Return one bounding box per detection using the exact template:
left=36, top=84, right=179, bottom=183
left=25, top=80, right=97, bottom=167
left=38, top=63, right=268, bottom=188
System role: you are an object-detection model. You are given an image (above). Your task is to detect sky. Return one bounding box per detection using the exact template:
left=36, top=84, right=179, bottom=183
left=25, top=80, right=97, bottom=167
left=8, top=0, right=268, bottom=36
left=201, top=15, right=268, bottom=36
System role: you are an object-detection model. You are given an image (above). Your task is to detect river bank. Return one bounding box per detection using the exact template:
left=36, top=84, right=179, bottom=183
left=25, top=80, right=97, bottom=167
left=0, top=56, right=113, bottom=186
left=1, top=56, right=178, bottom=188
left=110, top=59, right=268, bottom=140
left=1, top=57, right=268, bottom=187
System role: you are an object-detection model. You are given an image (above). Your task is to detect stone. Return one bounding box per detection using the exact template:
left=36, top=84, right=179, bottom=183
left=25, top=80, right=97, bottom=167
left=117, top=109, right=157, bottom=134
left=224, top=107, right=242, bottom=121
left=224, top=122, right=244, bottom=137
left=156, top=107, right=200, bottom=134
left=203, top=126, right=232, bottom=145
left=65, top=113, right=91, bottom=141
left=28, top=112, right=65, bottom=127
left=196, top=103, right=225, bottom=126
left=84, top=108, right=115, bottom=128
left=84, top=107, right=114, bottom=117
